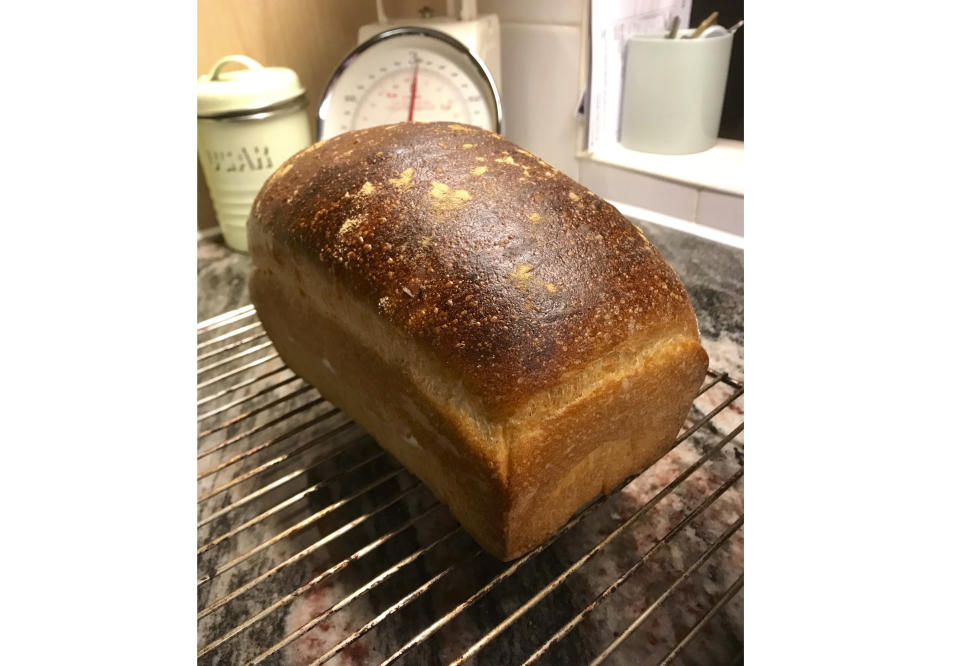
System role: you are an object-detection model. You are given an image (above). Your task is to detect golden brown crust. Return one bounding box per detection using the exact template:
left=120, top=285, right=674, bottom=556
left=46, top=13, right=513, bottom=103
left=250, top=122, right=699, bottom=414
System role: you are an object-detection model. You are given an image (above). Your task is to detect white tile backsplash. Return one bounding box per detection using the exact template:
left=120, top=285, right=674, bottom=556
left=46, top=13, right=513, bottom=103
left=498, top=23, right=582, bottom=179
left=478, top=0, right=585, bottom=25
left=696, top=190, right=744, bottom=236
left=579, top=157, right=699, bottom=221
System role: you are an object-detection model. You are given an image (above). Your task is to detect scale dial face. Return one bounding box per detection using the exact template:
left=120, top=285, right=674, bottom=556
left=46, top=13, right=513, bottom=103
left=318, top=28, right=500, bottom=140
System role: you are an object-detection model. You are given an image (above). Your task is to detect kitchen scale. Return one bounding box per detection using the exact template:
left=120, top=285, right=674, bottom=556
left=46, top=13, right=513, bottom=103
left=317, top=2, right=502, bottom=141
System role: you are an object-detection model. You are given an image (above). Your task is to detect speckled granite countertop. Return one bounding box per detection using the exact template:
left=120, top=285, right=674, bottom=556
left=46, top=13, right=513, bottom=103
left=197, top=219, right=744, bottom=665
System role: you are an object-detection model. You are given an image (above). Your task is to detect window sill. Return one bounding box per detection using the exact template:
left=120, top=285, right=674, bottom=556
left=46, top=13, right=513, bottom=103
left=581, top=139, right=744, bottom=196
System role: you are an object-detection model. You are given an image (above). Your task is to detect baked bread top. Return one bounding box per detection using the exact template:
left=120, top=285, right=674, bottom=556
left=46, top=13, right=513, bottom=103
left=250, top=122, right=700, bottom=413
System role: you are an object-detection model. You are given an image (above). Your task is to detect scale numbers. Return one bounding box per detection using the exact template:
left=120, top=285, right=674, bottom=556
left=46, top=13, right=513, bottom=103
left=319, top=29, right=499, bottom=140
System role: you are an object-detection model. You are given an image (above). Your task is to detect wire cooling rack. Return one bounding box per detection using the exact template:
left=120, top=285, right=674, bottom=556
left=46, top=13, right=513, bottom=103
left=198, top=305, right=744, bottom=665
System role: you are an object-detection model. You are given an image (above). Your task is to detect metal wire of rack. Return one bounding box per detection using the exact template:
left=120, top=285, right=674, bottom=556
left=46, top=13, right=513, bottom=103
left=198, top=305, right=744, bottom=665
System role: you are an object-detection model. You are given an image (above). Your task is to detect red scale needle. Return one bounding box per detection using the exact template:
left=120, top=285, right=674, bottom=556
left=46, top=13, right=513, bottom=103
left=407, top=59, right=419, bottom=122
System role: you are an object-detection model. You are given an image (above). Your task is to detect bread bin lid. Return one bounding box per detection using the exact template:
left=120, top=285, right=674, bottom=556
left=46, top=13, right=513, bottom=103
left=197, top=55, right=306, bottom=118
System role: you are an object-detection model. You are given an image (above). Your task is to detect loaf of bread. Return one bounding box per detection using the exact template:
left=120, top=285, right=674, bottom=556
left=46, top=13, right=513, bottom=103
left=247, top=122, right=708, bottom=560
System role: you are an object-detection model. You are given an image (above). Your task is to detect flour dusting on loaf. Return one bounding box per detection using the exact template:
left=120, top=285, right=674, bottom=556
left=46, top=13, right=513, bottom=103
left=251, top=122, right=699, bottom=414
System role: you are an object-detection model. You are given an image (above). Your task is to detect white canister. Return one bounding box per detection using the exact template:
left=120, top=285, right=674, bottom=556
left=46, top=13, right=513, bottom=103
left=198, top=55, right=313, bottom=252
left=620, top=28, right=733, bottom=155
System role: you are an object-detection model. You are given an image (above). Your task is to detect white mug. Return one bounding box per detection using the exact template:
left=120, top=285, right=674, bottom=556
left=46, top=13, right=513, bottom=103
left=198, top=56, right=313, bottom=252
left=620, top=28, right=734, bottom=154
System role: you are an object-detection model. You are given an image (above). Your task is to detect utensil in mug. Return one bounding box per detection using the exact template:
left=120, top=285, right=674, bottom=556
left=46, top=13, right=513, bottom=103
left=667, top=16, right=681, bottom=39
left=684, top=11, right=719, bottom=38
left=697, top=25, right=730, bottom=39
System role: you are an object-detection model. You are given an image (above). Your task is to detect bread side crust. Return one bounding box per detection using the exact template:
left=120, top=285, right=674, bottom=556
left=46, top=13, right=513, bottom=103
left=503, top=335, right=707, bottom=557
left=249, top=265, right=512, bottom=556
left=249, top=237, right=706, bottom=559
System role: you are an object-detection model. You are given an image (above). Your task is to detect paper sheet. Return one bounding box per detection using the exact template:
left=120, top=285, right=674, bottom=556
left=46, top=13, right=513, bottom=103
left=588, top=0, right=691, bottom=152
